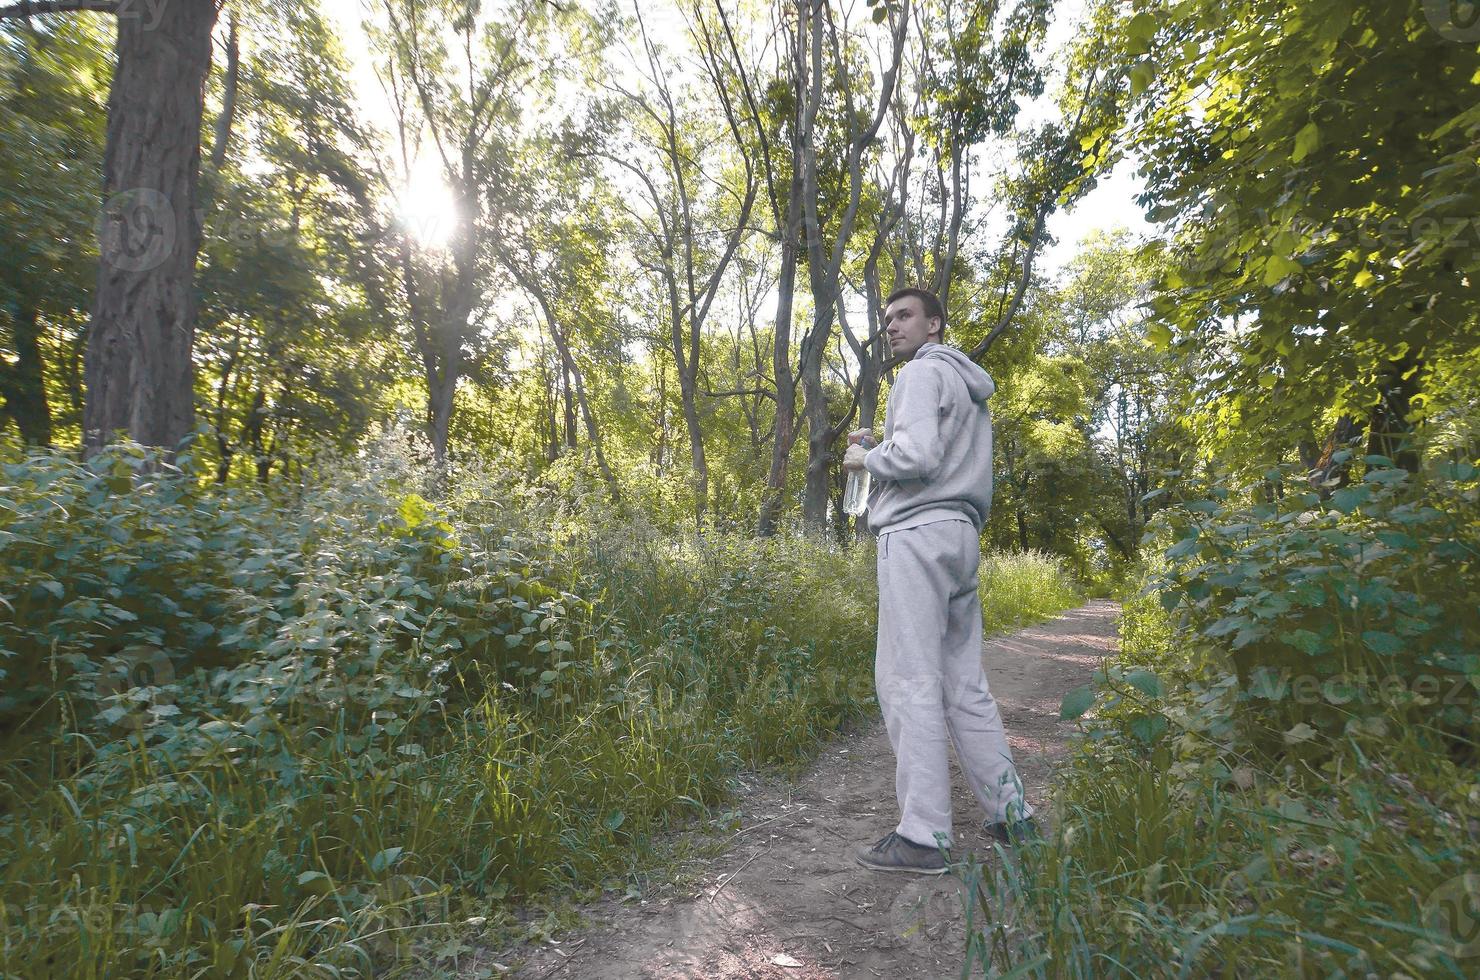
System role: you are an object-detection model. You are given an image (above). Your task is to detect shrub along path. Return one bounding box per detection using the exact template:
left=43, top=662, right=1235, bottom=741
left=481, top=600, right=1119, bottom=979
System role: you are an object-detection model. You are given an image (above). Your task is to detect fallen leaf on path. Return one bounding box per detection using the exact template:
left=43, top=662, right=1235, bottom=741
left=770, top=952, right=803, bottom=967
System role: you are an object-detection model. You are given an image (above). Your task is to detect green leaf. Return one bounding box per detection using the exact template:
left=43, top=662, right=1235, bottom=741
left=1330, top=486, right=1368, bottom=514
left=370, top=847, right=404, bottom=873
left=1361, top=631, right=1403, bottom=656
left=1166, top=535, right=1201, bottom=559
left=604, top=810, right=626, bottom=832
left=1060, top=685, right=1094, bottom=720
left=1363, top=468, right=1408, bottom=485
left=1280, top=629, right=1325, bottom=655
left=1127, top=12, right=1157, bottom=45
left=1292, top=121, right=1320, bottom=162
left=296, top=870, right=334, bottom=895
left=1129, top=716, right=1167, bottom=744
left=1130, top=61, right=1155, bottom=97
left=1124, top=669, right=1164, bottom=698
left=1262, top=254, right=1302, bottom=286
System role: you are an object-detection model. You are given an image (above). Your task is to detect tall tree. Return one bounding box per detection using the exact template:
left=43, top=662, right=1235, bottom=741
left=708, top=0, right=810, bottom=537
left=601, top=2, right=757, bottom=523
left=195, top=1, right=398, bottom=482
left=370, top=0, right=588, bottom=466
left=0, top=13, right=111, bottom=445
left=795, top=0, right=909, bottom=529
left=0, top=0, right=223, bottom=459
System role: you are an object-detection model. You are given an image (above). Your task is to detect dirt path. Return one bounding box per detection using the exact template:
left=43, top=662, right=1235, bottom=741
left=485, top=600, right=1118, bottom=979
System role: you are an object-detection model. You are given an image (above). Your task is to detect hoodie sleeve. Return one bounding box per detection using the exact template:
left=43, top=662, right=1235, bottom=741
left=864, top=363, right=947, bottom=482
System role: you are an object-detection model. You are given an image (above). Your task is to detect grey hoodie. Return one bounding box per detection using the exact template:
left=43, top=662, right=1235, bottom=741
left=863, top=341, right=996, bottom=535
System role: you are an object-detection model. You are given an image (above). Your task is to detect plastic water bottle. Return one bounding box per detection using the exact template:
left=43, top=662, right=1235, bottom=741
left=844, top=435, right=875, bottom=516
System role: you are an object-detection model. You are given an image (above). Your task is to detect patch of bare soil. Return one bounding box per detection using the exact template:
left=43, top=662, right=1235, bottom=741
left=477, top=600, right=1118, bottom=979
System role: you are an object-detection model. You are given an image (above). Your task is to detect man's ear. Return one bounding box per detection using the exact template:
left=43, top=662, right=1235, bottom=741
left=929, top=317, right=944, bottom=340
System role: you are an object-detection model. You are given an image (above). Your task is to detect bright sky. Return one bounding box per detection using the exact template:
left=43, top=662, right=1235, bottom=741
left=1037, top=0, right=1150, bottom=272
left=321, top=0, right=1150, bottom=274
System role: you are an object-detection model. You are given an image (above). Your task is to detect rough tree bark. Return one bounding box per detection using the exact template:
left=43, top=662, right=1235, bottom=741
left=0, top=1, right=224, bottom=458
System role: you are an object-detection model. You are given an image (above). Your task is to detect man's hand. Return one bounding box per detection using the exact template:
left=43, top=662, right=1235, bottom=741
left=843, top=443, right=869, bottom=472
left=847, top=428, right=876, bottom=446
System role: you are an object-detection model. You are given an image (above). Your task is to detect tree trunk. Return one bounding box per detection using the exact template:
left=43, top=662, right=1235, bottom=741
left=82, top=1, right=218, bottom=459
left=243, top=386, right=268, bottom=481
left=1366, top=354, right=1423, bottom=473
left=208, top=12, right=239, bottom=173
left=550, top=323, right=616, bottom=497
left=680, top=383, right=708, bottom=523
left=1301, top=414, right=1363, bottom=493
left=666, top=268, right=708, bottom=524
left=654, top=348, right=668, bottom=471
left=1, top=301, right=53, bottom=445
left=561, top=361, right=577, bottom=449
left=799, top=326, right=833, bottom=529
left=755, top=197, right=801, bottom=537
left=428, top=371, right=456, bottom=466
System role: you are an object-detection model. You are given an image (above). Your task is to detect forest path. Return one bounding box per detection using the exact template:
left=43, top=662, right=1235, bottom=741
left=485, top=600, right=1119, bottom=979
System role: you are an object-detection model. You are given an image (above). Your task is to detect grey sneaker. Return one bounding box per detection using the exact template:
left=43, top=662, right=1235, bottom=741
left=983, top=817, right=1042, bottom=846
left=854, top=831, right=948, bottom=875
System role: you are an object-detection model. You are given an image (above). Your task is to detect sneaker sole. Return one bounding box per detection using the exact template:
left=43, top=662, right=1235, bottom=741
left=853, top=854, right=948, bottom=875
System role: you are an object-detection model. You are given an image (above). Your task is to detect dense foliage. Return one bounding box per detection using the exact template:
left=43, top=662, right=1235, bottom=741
left=949, top=2, right=1480, bottom=975
left=0, top=435, right=1079, bottom=976
left=961, top=460, right=1478, bottom=977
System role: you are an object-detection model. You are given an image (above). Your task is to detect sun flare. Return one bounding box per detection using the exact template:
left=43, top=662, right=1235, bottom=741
left=398, top=159, right=458, bottom=249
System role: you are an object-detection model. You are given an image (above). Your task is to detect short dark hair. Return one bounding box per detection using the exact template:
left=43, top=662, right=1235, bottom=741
left=884, top=286, right=946, bottom=339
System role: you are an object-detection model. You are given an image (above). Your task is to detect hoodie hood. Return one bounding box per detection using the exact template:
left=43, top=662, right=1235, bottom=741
left=914, top=342, right=996, bottom=402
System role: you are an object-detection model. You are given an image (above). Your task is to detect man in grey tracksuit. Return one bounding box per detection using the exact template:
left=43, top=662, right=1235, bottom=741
left=844, top=287, right=1034, bottom=875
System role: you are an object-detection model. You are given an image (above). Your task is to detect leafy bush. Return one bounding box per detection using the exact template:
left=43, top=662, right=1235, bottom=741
left=1144, top=455, right=1478, bottom=751
left=0, top=433, right=1083, bottom=977
left=963, top=455, right=1480, bottom=978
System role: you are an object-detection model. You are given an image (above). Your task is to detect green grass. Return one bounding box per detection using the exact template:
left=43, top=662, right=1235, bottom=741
left=0, top=442, right=1083, bottom=978
left=980, top=549, right=1082, bottom=636
left=959, top=727, right=1477, bottom=978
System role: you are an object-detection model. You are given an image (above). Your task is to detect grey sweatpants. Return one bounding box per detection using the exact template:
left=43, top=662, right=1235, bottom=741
left=875, top=519, right=1032, bottom=848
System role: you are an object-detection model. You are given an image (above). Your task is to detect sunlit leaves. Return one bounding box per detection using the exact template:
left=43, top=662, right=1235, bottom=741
left=1117, top=0, right=1480, bottom=466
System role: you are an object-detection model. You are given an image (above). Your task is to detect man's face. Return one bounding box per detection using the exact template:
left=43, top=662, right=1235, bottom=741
left=884, top=295, right=941, bottom=360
